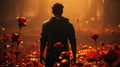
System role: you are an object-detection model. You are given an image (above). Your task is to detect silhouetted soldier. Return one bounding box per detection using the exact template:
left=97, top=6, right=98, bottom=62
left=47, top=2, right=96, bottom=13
left=40, top=3, right=76, bottom=67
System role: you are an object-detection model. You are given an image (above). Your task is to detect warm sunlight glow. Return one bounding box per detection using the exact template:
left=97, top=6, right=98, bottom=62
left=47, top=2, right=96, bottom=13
left=47, top=0, right=104, bottom=34
left=48, top=0, right=92, bottom=19
left=102, top=0, right=105, bottom=3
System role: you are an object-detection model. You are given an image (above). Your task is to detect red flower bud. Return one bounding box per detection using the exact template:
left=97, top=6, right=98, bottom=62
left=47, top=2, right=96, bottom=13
left=17, top=17, right=26, bottom=22
left=17, top=38, right=22, bottom=43
left=17, top=17, right=27, bottom=28
left=1, top=34, right=9, bottom=42
left=54, top=42, right=63, bottom=51
left=7, top=34, right=13, bottom=39
left=59, top=51, right=70, bottom=60
left=99, top=42, right=105, bottom=46
left=90, top=34, right=99, bottom=42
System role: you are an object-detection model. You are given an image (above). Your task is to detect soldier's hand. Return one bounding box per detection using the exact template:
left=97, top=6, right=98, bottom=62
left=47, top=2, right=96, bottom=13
left=40, top=56, right=44, bottom=64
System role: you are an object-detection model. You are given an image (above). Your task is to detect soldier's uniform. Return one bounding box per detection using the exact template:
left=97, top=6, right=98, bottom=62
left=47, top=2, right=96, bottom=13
left=40, top=16, right=76, bottom=67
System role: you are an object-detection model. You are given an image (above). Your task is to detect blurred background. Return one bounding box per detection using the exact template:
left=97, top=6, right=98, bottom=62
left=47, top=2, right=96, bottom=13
left=0, top=0, right=120, bottom=51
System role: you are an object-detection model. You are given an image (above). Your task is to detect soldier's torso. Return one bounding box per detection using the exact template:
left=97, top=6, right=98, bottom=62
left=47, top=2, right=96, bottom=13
left=44, top=17, right=70, bottom=51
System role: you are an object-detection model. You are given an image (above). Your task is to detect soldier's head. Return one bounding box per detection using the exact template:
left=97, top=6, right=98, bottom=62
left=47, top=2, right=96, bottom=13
left=52, top=3, right=64, bottom=17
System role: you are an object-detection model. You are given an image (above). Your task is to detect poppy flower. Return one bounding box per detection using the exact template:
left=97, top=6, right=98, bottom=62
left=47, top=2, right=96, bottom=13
left=17, top=17, right=27, bottom=28
left=7, top=33, right=13, bottom=39
left=107, top=42, right=112, bottom=45
left=54, top=42, right=63, bottom=51
left=90, top=34, right=99, bottom=42
left=1, top=34, right=9, bottom=42
left=17, top=17, right=26, bottom=22
left=59, top=51, right=70, bottom=60
left=81, top=42, right=86, bottom=46
left=86, top=50, right=98, bottom=62
left=31, top=43, right=36, bottom=47
left=36, top=39, right=40, bottom=43
left=17, top=37, right=22, bottom=44
left=99, top=42, right=105, bottom=46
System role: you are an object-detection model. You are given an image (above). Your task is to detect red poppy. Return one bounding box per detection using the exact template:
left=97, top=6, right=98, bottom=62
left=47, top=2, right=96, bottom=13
left=17, top=17, right=27, bottom=28
left=99, top=42, right=105, bottom=46
left=54, top=42, right=63, bottom=51
left=81, top=42, right=86, bottom=45
left=1, top=34, right=9, bottom=42
left=90, top=34, right=99, bottom=42
left=7, top=33, right=13, bottom=39
left=36, top=39, right=40, bottom=43
left=32, top=43, right=36, bottom=47
left=59, top=51, right=70, bottom=60
left=17, top=37, right=22, bottom=43
left=98, top=50, right=106, bottom=60
left=17, top=17, right=26, bottom=22
left=107, top=42, right=112, bottom=45
left=118, top=45, right=120, bottom=49
left=86, top=50, right=98, bottom=62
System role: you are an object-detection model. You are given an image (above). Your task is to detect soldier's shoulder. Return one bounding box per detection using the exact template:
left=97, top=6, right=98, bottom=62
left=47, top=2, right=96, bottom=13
left=61, top=17, right=69, bottom=22
left=42, top=18, right=51, bottom=25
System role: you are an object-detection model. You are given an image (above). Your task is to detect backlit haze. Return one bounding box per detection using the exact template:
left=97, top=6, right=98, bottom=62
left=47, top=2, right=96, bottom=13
left=0, top=0, right=120, bottom=51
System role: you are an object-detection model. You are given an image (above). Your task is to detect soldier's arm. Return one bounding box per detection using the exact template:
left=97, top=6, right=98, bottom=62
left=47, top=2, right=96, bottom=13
left=68, top=23, right=76, bottom=63
left=40, top=24, right=48, bottom=63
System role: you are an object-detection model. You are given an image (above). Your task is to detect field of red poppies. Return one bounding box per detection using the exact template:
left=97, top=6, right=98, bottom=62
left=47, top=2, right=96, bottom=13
left=0, top=17, right=120, bottom=67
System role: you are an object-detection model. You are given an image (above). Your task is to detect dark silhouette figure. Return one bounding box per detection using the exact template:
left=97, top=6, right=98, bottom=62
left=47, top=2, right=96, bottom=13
left=40, top=3, right=76, bottom=67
